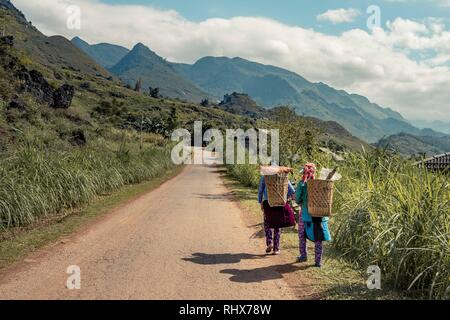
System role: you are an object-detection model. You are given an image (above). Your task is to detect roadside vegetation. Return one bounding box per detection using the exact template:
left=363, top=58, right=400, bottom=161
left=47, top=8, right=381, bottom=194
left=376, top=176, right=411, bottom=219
left=0, top=24, right=250, bottom=234
left=226, top=114, right=449, bottom=300
left=0, top=131, right=175, bottom=229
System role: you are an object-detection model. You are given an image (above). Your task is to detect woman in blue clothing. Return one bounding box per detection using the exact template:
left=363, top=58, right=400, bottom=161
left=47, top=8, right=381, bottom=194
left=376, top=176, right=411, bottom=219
left=295, top=163, right=331, bottom=267
left=258, top=171, right=295, bottom=255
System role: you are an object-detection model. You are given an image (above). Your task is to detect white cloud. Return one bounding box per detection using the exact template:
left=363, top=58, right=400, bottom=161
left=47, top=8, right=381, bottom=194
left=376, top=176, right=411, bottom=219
left=425, top=54, right=450, bottom=66
left=10, top=0, right=450, bottom=122
left=316, top=8, right=360, bottom=24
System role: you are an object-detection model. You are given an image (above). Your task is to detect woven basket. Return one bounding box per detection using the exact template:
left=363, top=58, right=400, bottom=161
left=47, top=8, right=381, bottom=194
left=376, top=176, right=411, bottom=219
left=307, top=180, right=334, bottom=217
left=264, top=173, right=289, bottom=207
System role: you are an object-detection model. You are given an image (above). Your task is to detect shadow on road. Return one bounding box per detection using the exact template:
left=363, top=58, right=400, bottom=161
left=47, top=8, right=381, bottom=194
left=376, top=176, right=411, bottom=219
left=182, top=252, right=267, bottom=265
left=220, top=262, right=313, bottom=283
left=194, top=192, right=234, bottom=201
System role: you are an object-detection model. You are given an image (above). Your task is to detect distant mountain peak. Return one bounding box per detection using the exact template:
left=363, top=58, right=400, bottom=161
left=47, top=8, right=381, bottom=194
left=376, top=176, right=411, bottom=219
left=71, top=37, right=130, bottom=69
left=71, top=36, right=89, bottom=46
left=132, top=42, right=152, bottom=52
left=133, top=42, right=146, bottom=49
left=109, top=42, right=209, bottom=103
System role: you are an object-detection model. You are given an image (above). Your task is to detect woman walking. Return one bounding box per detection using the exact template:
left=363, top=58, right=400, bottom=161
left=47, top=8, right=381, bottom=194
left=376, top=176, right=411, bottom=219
left=258, top=168, right=295, bottom=255
left=296, top=163, right=331, bottom=267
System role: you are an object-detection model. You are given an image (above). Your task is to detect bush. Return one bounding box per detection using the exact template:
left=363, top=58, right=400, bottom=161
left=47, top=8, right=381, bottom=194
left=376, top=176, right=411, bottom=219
left=227, top=163, right=260, bottom=188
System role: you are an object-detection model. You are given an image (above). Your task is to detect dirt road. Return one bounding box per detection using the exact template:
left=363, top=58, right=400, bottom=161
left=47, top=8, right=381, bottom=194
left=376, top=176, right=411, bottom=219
left=0, top=153, right=299, bottom=300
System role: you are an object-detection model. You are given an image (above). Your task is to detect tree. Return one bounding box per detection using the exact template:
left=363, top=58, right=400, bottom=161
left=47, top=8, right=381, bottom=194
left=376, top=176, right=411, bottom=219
left=261, top=106, right=320, bottom=167
left=165, top=107, right=179, bottom=136
left=200, top=99, right=209, bottom=107
left=149, top=86, right=160, bottom=98
left=301, top=130, right=316, bottom=159
left=134, top=78, right=142, bottom=92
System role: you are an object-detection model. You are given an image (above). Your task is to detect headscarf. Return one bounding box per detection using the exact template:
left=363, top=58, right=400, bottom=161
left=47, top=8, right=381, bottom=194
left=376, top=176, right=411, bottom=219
left=302, top=163, right=316, bottom=182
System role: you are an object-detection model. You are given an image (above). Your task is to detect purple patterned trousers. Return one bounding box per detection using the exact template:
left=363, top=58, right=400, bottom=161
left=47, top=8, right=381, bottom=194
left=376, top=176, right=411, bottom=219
left=263, top=212, right=281, bottom=251
left=298, top=217, right=323, bottom=265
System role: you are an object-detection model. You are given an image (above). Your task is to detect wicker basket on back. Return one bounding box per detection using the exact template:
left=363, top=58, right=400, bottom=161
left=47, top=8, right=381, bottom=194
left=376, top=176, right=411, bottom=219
left=261, top=166, right=293, bottom=207
left=307, top=180, right=334, bottom=217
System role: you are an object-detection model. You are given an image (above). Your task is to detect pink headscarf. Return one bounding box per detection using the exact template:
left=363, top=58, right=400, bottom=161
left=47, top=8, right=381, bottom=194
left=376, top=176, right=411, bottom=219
left=302, top=163, right=316, bottom=182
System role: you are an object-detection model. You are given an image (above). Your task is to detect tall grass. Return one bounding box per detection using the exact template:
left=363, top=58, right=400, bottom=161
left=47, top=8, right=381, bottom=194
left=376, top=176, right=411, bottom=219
left=227, top=163, right=260, bottom=188
left=226, top=146, right=449, bottom=299
left=332, top=150, right=449, bottom=299
left=0, top=139, right=175, bottom=229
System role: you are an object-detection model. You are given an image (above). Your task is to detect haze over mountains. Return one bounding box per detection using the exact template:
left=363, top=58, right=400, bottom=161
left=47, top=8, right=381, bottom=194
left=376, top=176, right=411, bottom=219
left=73, top=37, right=448, bottom=144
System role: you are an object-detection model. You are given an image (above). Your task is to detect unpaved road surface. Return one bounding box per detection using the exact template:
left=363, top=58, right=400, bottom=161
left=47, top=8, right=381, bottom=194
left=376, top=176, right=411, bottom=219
left=0, top=152, right=299, bottom=300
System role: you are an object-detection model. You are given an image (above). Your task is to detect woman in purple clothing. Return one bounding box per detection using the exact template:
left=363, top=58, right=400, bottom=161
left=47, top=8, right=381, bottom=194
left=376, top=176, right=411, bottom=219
left=258, top=173, right=295, bottom=255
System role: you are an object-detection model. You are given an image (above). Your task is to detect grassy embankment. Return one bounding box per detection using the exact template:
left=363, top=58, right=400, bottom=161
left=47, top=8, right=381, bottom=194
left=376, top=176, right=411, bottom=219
left=0, top=127, right=182, bottom=269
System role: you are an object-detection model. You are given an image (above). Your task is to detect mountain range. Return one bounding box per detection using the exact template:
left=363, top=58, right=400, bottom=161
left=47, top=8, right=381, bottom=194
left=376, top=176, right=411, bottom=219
left=411, top=119, right=450, bottom=135
left=376, top=132, right=450, bottom=157
left=0, top=0, right=446, bottom=157
left=1, top=0, right=368, bottom=156
left=73, top=38, right=448, bottom=144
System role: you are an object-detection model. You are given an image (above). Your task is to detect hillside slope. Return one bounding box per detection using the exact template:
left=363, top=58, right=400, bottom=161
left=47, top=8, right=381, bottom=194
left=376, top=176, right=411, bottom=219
left=0, top=1, right=111, bottom=80
left=0, top=0, right=257, bottom=153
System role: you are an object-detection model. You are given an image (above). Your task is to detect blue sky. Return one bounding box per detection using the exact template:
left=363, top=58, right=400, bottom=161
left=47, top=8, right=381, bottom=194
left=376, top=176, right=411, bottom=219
left=102, top=0, right=450, bottom=36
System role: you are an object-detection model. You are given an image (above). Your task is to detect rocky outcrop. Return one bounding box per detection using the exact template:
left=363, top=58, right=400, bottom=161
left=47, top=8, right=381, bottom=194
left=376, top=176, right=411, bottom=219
left=0, top=35, right=14, bottom=47
left=218, top=92, right=266, bottom=118
left=52, top=84, right=75, bottom=109
left=18, top=69, right=54, bottom=104
left=17, top=68, right=75, bottom=108
left=8, top=98, right=27, bottom=111
left=0, top=33, right=76, bottom=109
left=70, top=129, right=86, bottom=146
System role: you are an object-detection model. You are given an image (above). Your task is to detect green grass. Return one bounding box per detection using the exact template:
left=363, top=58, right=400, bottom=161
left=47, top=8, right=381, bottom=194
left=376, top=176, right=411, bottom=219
left=224, top=148, right=449, bottom=299
left=0, top=136, right=176, bottom=228
left=0, top=164, right=183, bottom=270
left=223, top=173, right=400, bottom=300
left=332, top=151, right=449, bottom=300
